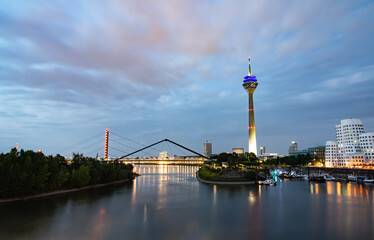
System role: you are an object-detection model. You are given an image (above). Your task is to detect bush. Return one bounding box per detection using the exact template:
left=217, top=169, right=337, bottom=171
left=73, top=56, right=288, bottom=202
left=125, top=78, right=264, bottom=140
left=245, top=170, right=257, bottom=181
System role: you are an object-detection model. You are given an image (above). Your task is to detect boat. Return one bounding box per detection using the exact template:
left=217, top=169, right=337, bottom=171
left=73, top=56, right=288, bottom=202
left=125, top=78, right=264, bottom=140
left=348, top=175, right=367, bottom=183
left=308, top=175, right=326, bottom=183
left=258, top=178, right=277, bottom=186
left=357, top=176, right=367, bottom=183
left=333, top=177, right=347, bottom=182
left=321, top=174, right=335, bottom=181
left=364, top=179, right=374, bottom=184
left=278, top=173, right=292, bottom=179
left=348, top=175, right=357, bottom=181
left=292, top=174, right=306, bottom=179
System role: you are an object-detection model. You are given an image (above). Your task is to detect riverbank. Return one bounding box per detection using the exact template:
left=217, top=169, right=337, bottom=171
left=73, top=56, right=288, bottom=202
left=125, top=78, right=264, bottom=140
left=196, top=170, right=256, bottom=185
left=0, top=178, right=133, bottom=204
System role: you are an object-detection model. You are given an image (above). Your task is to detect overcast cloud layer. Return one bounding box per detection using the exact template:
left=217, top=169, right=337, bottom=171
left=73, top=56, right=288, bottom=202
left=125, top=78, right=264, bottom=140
left=1, top=0, right=374, bottom=157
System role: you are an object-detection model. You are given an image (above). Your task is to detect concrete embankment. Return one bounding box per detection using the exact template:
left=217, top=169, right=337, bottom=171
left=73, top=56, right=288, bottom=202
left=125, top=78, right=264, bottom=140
left=307, top=167, right=374, bottom=178
left=0, top=179, right=133, bottom=204
left=196, top=171, right=256, bottom=185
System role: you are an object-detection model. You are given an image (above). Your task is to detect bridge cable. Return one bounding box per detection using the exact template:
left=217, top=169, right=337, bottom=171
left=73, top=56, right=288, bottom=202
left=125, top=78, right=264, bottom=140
left=109, top=139, right=139, bottom=151
left=86, top=146, right=104, bottom=157
left=54, top=132, right=102, bottom=155
left=140, top=141, right=166, bottom=158
left=166, top=141, right=174, bottom=156
left=110, top=146, right=130, bottom=155
left=110, top=132, right=146, bottom=147
left=64, top=138, right=103, bottom=157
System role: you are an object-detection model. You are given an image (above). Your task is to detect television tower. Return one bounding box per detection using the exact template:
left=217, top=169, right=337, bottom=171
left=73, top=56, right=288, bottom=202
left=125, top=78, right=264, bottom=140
left=242, top=57, right=258, bottom=155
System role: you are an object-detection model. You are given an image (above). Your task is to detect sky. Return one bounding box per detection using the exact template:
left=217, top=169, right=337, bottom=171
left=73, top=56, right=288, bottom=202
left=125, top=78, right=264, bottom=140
left=1, top=0, right=374, bottom=157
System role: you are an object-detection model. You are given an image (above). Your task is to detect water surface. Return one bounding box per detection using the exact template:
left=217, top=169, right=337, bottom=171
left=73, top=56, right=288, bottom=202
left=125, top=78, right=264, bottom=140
left=1, top=165, right=373, bottom=240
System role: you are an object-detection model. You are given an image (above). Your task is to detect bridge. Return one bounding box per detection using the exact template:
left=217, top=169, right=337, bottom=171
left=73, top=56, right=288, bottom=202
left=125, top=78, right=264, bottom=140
left=60, top=130, right=211, bottom=165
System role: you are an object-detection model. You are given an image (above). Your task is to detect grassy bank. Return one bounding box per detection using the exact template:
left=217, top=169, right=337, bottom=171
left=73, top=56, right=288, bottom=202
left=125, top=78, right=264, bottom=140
left=198, top=166, right=256, bottom=182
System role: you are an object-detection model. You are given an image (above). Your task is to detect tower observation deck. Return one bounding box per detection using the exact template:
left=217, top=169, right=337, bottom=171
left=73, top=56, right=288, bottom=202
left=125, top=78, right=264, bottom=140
left=242, top=57, right=258, bottom=155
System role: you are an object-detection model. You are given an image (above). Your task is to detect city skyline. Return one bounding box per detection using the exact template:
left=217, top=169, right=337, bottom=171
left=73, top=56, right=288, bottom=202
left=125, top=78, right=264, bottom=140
left=1, top=1, right=374, bottom=156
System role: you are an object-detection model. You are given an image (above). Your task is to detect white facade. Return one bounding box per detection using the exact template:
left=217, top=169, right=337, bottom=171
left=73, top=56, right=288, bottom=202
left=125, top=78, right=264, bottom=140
left=158, top=151, right=167, bottom=159
left=325, top=141, right=338, bottom=167
left=260, top=146, right=266, bottom=155
left=359, top=132, right=374, bottom=162
left=343, top=153, right=365, bottom=166
left=203, top=141, right=212, bottom=158
left=288, top=141, right=298, bottom=155
left=232, top=148, right=244, bottom=154
left=260, top=153, right=283, bottom=161
left=326, top=118, right=374, bottom=167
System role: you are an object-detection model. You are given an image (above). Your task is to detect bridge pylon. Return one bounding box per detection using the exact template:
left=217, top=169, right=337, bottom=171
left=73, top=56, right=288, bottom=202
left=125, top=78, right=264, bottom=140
left=105, top=129, right=109, bottom=160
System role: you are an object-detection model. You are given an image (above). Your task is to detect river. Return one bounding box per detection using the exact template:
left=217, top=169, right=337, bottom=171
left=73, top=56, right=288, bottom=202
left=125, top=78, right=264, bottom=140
left=0, top=165, right=374, bottom=240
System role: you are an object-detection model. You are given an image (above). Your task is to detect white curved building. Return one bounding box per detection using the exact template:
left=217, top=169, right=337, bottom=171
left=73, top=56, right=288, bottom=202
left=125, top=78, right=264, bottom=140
left=325, top=141, right=338, bottom=167
left=359, top=132, right=374, bottom=162
left=326, top=118, right=374, bottom=167
left=336, top=119, right=364, bottom=155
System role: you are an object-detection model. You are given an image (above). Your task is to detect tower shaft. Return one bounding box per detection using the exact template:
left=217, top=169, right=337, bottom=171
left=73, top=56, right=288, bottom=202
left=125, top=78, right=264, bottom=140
left=248, top=93, right=257, bottom=155
left=242, top=57, right=258, bottom=155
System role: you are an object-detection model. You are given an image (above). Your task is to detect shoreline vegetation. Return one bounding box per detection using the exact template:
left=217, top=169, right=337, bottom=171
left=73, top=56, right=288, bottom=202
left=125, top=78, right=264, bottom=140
left=0, top=148, right=134, bottom=202
left=196, top=169, right=256, bottom=185
left=0, top=179, right=132, bottom=204
left=197, top=166, right=257, bottom=183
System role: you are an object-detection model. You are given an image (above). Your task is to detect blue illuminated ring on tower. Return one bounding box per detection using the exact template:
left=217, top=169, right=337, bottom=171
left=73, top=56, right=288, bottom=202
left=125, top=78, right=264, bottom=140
left=243, top=75, right=257, bottom=83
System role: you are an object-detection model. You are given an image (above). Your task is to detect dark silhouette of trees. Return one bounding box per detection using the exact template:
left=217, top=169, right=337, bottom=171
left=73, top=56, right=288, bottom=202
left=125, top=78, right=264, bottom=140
left=0, top=149, right=133, bottom=198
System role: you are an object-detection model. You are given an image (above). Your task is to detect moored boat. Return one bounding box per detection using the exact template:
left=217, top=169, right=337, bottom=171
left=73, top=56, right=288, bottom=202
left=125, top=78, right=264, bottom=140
left=364, top=179, right=374, bottom=184
left=321, top=174, right=335, bottom=181
left=258, top=178, right=277, bottom=186
left=308, top=175, right=326, bottom=183
left=348, top=175, right=367, bottom=183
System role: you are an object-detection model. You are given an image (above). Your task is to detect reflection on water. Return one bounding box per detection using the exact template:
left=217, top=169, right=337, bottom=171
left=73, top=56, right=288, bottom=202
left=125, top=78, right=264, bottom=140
left=310, top=181, right=374, bottom=200
left=0, top=165, right=374, bottom=240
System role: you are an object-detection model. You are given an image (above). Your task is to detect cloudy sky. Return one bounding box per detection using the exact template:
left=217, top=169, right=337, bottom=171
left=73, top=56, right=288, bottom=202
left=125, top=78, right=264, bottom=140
left=1, top=0, right=374, bottom=157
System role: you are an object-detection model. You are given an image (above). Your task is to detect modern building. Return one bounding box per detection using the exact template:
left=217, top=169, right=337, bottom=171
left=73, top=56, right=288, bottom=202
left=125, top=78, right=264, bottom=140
left=259, top=153, right=284, bottom=161
left=260, top=146, right=266, bottom=155
left=325, top=118, right=374, bottom=167
left=158, top=151, right=167, bottom=160
left=359, top=132, right=374, bottom=162
left=325, top=141, right=338, bottom=167
left=289, top=149, right=308, bottom=157
left=203, top=141, right=212, bottom=158
left=288, top=141, right=298, bottom=156
left=232, top=148, right=244, bottom=154
left=242, top=57, right=258, bottom=155
left=308, top=146, right=325, bottom=160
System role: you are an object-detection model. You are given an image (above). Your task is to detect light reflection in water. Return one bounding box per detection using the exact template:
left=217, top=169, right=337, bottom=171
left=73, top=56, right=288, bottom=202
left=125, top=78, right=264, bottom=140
left=337, top=182, right=341, bottom=196
left=213, top=185, right=217, bottom=206
left=315, top=184, right=319, bottom=194
left=309, top=181, right=374, bottom=199
left=131, top=176, right=137, bottom=212
left=143, top=204, right=147, bottom=224
left=327, top=182, right=332, bottom=195
left=248, top=192, right=256, bottom=206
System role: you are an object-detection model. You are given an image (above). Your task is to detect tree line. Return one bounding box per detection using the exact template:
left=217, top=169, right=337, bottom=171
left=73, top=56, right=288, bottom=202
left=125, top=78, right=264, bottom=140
left=263, top=154, right=314, bottom=166
left=0, top=148, right=134, bottom=198
left=211, top=152, right=314, bottom=167
left=211, top=152, right=259, bottom=167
